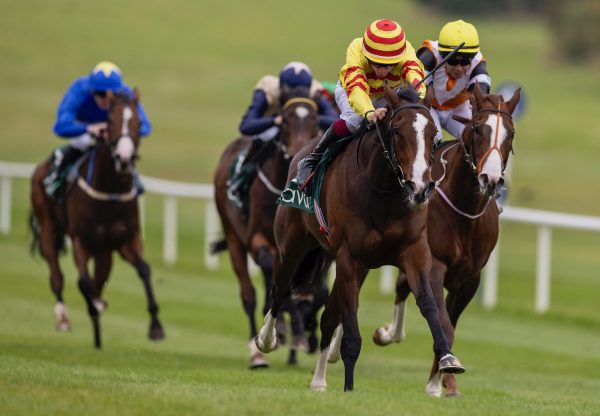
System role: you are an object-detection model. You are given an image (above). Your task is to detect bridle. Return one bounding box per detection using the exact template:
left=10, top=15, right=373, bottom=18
left=459, top=102, right=514, bottom=176
left=359, top=102, right=432, bottom=193
left=106, top=102, right=140, bottom=174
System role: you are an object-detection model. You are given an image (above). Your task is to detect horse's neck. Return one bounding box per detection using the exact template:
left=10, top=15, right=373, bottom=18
left=83, top=145, right=132, bottom=191
left=260, top=145, right=289, bottom=187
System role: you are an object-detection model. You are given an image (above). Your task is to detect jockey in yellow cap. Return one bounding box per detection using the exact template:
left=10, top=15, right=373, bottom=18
left=417, top=20, right=491, bottom=144
left=293, top=19, right=426, bottom=188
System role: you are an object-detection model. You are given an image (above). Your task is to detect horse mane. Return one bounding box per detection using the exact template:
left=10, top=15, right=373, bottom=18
left=396, top=86, right=420, bottom=103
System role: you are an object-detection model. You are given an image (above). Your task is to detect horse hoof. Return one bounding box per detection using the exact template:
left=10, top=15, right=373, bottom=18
left=445, top=390, right=461, bottom=398
left=425, top=381, right=442, bottom=398
left=438, top=354, right=465, bottom=374
left=249, top=354, right=269, bottom=369
left=149, top=325, right=165, bottom=341
left=255, top=335, right=278, bottom=353
left=310, top=381, right=327, bottom=392
left=55, top=320, right=71, bottom=332
left=290, top=335, right=309, bottom=353
left=92, top=298, right=108, bottom=314
left=372, top=327, right=392, bottom=346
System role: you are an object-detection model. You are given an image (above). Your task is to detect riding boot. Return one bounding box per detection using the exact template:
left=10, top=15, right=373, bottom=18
left=229, top=139, right=264, bottom=194
left=293, top=125, right=342, bottom=188
left=44, top=146, right=84, bottom=198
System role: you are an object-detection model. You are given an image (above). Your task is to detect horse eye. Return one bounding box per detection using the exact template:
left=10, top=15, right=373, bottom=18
left=391, top=127, right=399, bottom=135
left=473, top=124, right=482, bottom=135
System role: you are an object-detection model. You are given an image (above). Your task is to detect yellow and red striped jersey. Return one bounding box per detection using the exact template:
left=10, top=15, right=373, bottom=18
left=339, top=38, right=425, bottom=117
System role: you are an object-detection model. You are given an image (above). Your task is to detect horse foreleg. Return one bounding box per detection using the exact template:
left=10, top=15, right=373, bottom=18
left=373, top=273, right=410, bottom=346
left=72, top=238, right=101, bottom=348
left=310, top=285, right=342, bottom=391
left=401, top=243, right=464, bottom=375
left=439, top=273, right=481, bottom=397
left=92, top=252, right=112, bottom=314
left=119, top=236, right=164, bottom=341
left=335, top=249, right=366, bottom=392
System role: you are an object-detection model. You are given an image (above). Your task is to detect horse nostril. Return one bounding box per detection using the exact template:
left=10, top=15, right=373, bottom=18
left=498, top=177, right=505, bottom=187
left=425, top=181, right=435, bottom=198
left=478, top=174, right=489, bottom=187
left=404, top=181, right=416, bottom=194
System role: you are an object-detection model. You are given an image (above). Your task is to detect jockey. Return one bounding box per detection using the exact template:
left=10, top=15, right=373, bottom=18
left=44, top=61, right=152, bottom=197
left=293, top=19, right=426, bottom=187
left=228, top=61, right=338, bottom=197
left=417, top=19, right=491, bottom=144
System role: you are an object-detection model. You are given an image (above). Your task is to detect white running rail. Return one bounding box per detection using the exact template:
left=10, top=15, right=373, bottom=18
left=2, top=160, right=599, bottom=313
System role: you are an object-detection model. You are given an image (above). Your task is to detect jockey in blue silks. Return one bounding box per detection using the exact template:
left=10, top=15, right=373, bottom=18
left=44, top=61, right=152, bottom=197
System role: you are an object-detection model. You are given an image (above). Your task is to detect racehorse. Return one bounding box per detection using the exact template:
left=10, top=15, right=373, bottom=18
left=371, top=84, right=521, bottom=397
left=212, top=86, right=332, bottom=368
left=30, top=90, right=164, bottom=349
left=256, top=84, right=465, bottom=391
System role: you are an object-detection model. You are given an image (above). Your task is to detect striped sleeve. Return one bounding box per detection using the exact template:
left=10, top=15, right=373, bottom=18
left=401, top=42, right=426, bottom=98
left=339, top=38, right=375, bottom=116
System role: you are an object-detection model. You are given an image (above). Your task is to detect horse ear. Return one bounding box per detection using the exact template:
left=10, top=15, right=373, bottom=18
left=452, top=114, right=470, bottom=125
left=133, top=88, right=140, bottom=103
left=385, top=82, right=400, bottom=106
left=506, top=87, right=521, bottom=115
left=422, top=86, right=434, bottom=109
left=472, top=82, right=485, bottom=107
left=106, top=90, right=115, bottom=105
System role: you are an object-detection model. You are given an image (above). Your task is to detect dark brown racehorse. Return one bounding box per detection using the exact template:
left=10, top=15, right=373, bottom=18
left=256, top=85, right=465, bottom=391
left=30, top=90, right=164, bottom=349
left=213, top=87, right=331, bottom=368
left=372, top=84, right=521, bottom=397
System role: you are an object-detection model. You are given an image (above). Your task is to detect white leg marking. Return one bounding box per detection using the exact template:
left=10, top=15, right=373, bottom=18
left=256, top=311, right=278, bottom=352
left=54, top=302, right=71, bottom=331
left=374, top=301, right=407, bottom=345
left=311, top=346, right=330, bottom=391
left=327, top=324, right=343, bottom=363
left=425, top=371, right=442, bottom=398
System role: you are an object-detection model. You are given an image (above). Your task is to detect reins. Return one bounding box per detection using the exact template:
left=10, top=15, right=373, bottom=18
left=357, top=103, right=430, bottom=193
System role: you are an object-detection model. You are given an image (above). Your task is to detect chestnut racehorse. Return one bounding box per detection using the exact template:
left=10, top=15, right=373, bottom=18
left=370, top=84, right=521, bottom=397
left=256, top=85, right=465, bottom=391
left=30, top=90, right=164, bottom=349
left=213, top=87, right=332, bottom=368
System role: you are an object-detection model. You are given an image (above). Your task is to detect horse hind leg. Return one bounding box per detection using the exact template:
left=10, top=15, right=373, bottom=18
left=373, top=273, right=410, bottom=346
left=31, top=190, right=70, bottom=331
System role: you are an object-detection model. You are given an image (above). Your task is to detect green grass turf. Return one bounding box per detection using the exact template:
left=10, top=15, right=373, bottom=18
left=1, top=0, right=600, bottom=414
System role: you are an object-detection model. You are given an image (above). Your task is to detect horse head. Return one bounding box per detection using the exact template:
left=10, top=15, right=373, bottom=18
left=105, top=90, right=141, bottom=174
left=459, top=83, right=520, bottom=197
left=278, top=86, right=320, bottom=158
left=383, top=83, right=437, bottom=206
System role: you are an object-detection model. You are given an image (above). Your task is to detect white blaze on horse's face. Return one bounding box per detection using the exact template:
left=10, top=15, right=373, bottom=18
left=410, top=113, right=430, bottom=192
left=115, top=106, right=135, bottom=163
left=479, top=114, right=507, bottom=186
left=294, top=106, right=309, bottom=119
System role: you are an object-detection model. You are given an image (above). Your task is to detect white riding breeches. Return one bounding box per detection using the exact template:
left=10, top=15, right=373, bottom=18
left=430, top=100, right=472, bottom=143
left=69, top=133, right=94, bottom=151
left=335, top=82, right=387, bottom=134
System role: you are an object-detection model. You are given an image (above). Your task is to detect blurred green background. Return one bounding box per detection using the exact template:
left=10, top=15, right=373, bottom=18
left=1, top=1, right=599, bottom=414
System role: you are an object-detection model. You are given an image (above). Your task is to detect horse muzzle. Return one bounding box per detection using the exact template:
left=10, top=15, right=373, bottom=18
left=405, top=180, right=435, bottom=206
left=478, top=174, right=504, bottom=198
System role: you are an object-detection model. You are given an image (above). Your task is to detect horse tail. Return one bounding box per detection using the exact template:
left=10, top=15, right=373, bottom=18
left=209, top=238, right=228, bottom=254
left=28, top=210, right=41, bottom=256
left=291, top=248, right=333, bottom=292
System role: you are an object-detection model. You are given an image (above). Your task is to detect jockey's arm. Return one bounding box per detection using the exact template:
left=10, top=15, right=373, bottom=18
left=316, top=94, right=339, bottom=130
left=467, top=60, right=491, bottom=94
left=53, top=81, right=89, bottom=138
left=239, top=89, right=278, bottom=136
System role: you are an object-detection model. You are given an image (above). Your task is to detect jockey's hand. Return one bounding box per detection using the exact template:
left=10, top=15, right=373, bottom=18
left=87, top=122, right=108, bottom=139
left=366, top=108, right=387, bottom=124
left=274, top=115, right=283, bottom=126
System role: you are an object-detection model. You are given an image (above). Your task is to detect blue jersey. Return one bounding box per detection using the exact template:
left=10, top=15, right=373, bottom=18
left=239, top=76, right=339, bottom=136
left=53, top=76, right=152, bottom=138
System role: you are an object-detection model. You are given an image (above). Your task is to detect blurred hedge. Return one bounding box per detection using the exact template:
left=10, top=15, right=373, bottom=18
left=420, top=0, right=599, bottom=62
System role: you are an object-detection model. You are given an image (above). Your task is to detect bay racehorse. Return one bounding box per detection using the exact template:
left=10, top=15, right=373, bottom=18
left=371, top=84, right=521, bottom=397
left=256, top=84, right=465, bottom=391
left=213, top=86, right=332, bottom=368
left=30, top=90, right=164, bottom=349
